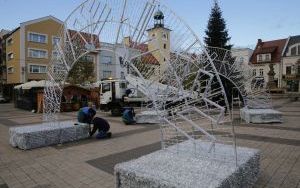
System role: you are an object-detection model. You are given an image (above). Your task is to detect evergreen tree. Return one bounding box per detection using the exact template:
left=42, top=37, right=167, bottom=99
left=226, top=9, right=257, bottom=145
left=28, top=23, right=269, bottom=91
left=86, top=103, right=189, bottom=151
left=67, top=56, right=95, bottom=85
left=204, top=0, right=232, bottom=50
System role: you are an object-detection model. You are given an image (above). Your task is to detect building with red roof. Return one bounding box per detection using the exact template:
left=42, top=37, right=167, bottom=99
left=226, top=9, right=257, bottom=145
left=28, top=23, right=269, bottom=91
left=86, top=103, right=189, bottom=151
left=250, top=38, right=287, bottom=88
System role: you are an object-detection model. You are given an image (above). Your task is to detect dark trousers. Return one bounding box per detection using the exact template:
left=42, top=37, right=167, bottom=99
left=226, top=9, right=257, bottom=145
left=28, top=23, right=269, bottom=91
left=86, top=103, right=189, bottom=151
left=90, top=117, right=110, bottom=136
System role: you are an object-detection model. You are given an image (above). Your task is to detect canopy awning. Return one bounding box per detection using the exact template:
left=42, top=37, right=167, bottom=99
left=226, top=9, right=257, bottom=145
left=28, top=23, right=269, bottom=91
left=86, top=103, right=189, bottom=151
left=14, top=80, right=59, bottom=90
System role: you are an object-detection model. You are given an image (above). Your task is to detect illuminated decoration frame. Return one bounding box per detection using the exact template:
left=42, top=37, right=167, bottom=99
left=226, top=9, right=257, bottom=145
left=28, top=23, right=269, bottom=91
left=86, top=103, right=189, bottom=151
left=43, top=0, right=241, bottom=164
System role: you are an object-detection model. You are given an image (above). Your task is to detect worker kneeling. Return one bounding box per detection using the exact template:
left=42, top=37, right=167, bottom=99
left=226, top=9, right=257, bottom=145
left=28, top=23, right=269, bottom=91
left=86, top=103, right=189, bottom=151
left=77, top=106, right=96, bottom=124
left=77, top=107, right=111, bottom=139
left=90, top=117, right=112, bottom=139
left=122, top=107, right=136, bottom=125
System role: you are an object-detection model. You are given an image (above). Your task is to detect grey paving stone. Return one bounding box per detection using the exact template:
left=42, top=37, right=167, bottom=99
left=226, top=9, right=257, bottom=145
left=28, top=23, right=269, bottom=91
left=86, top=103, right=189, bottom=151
left=235, top=133, right=300, bottom=146
left=54, top=125, right=159, bottom=149
left=87, top=142, right=161, bottom=174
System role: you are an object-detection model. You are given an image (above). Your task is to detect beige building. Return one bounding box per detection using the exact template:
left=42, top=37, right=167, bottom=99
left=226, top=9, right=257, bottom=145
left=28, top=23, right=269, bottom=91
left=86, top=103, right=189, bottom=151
left=147, top=9, right=171, bottom=74
left=119, top=9, right=170, bottom=79
left=250, top=38, right=287, bottom=89
left=4, top=16, right=63, bottom=88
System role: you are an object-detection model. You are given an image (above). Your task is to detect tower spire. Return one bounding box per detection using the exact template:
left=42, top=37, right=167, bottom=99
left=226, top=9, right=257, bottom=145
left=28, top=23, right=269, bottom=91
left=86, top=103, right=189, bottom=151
left=154, top=4, right=164, bottom=28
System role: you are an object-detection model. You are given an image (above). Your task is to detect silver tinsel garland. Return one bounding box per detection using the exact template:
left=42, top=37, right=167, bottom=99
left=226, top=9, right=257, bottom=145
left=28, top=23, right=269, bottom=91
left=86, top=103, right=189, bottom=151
left=115, top=141, right=260, bottom=188
left=9, top=121, right=89, bottom=150
left=240, top=107, right=283, bottom=123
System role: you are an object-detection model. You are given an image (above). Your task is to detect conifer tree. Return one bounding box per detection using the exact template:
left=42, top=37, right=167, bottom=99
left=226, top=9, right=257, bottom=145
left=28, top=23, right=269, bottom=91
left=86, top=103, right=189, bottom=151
left=204, top=0, right=232, bottom=50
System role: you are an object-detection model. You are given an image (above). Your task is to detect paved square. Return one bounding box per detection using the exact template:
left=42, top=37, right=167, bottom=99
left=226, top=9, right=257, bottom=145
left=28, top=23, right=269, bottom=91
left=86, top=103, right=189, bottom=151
left=0, top=98, right=299, bottom=188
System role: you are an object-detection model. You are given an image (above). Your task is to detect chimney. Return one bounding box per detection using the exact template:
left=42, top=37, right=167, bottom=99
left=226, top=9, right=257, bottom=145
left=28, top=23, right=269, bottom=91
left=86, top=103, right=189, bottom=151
left=258, top=39, right=262, bottom=45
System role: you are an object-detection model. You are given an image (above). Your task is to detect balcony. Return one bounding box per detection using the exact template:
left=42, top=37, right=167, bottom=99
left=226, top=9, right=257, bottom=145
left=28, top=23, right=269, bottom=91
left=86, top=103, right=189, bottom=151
left=282, top=74, right=300, bottom=80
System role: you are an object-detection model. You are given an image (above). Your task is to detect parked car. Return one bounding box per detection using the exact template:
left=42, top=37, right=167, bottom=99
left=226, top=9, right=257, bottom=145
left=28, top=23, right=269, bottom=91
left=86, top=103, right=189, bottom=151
left=0, top=95, right=9, bottom=103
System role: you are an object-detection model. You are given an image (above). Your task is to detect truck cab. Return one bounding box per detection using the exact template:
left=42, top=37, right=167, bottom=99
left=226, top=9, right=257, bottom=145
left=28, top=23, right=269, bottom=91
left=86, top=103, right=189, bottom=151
left=100, top=78, right=127, bottom=115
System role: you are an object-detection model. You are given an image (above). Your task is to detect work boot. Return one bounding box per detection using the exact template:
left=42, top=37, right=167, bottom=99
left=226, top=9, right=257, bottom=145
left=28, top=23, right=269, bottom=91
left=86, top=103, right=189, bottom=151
left=106, top=132, right=112, bottom=138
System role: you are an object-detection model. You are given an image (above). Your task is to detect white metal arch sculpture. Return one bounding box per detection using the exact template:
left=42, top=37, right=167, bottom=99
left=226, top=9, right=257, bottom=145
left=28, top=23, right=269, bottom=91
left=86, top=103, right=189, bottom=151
left=44, top=0, right=238, bottom=163
left=204, top=47, right=273, bottom=109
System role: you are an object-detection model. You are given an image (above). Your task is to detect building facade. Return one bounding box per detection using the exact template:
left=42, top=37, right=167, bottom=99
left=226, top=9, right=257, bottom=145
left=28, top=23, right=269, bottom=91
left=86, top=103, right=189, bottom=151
left=96, top=42, right=127, bottom=81
left=231, top=48, right=253, bottom=67
left=3, top=16, right=63, bottom=90
left=1, top=11, right=170, bottom=97
left=250, top=38, right=287, bottom=88
left=147, top=9, right=171, bottom=74
left=96, top=9, right=169, bottom=81
left=0, top=30, right=10, bottom=95
left=281, top=35, right=300, bottom=93
left=1, top=16, right=102, bottom=97
left=98, top=47, right=117, bottom=79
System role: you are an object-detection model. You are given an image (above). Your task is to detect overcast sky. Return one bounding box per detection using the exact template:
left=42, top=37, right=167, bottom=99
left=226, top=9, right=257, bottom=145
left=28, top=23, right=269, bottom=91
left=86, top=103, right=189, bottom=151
left=0, top=0, right=299, bottom=48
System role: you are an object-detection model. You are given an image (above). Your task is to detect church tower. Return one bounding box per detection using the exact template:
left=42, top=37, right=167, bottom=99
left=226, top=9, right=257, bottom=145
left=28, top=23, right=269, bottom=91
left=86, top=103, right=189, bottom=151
left=147, top=7, right=171, bottom=73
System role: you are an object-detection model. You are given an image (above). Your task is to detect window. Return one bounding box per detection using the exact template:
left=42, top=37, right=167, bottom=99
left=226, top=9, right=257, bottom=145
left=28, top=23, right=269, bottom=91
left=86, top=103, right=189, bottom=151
left=28, top=49, right=48, bottom=58
left=29, top=65, right=47, bottom=73
left=28, top=32, right=47, bottom=43
left=101, top=56, right=112, bottom=64
left=253, top=69, right=256, bottom=76
left=286, top=66, right=292, bottom=75
left=85, top=43, right=95, bottom=50
left=7, top=67, right=14, bottom=73
left=120, top=82, right=126, bottom=88
left=163, top=43, right=167, bottom=49
left=119, top=57, right=124, bottom=66
left=52, top=36, right=61, bottom=46
left=120, top=71, right=125, bottom=79
left=163, top=33, right=168, bottom=40
left=259, top=69, right=264, bottom=76
left=288, top=45, right=300, bottom=56
left=291, top=47, right=297, bottom=56
left=265, top=54, right=270, bottom=61
left=258, top=54, right=262, bottom=61
left=53, top=64, right=66, bottom=73
left=52, top=51, right=59, bottom=59
left=85, top=55, right=94, bottom=62
left=101, top=83, right=110, bottom=93
left=7, top=38, right=13, bottom=45
left=286, top=80, right=299, bottom=92
left=80, top=55, right=94, bottom=62
left=239, top=57, right=244, bottom=63
left=103, top=70, right=112, bottom=78
left=7, top=53, right=13, bottom=61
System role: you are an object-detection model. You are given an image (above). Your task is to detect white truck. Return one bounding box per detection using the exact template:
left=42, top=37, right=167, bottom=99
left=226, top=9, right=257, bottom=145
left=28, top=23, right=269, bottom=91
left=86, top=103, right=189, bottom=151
left=99, top=74, right=195, bottom=116
left=99, top=76, right=148, bottom=116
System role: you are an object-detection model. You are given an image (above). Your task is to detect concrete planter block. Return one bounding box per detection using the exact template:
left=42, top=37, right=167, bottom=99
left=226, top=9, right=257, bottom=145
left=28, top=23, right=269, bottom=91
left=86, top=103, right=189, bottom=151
left=9, top=121, right=89, bottom=150
left=136, top=111, right=163, bottom=124
left=115, top=141, right=260, bottom=188
left=240, top=107, right=283, bottom=123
